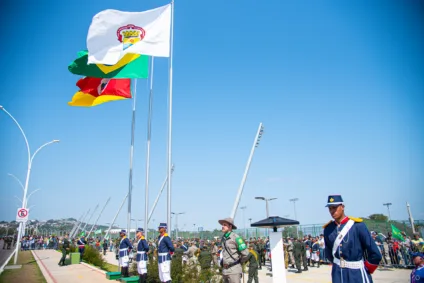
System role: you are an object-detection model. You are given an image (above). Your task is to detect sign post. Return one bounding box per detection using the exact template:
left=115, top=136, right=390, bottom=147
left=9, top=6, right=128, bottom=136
left=16, top=208, right=29, bottom=223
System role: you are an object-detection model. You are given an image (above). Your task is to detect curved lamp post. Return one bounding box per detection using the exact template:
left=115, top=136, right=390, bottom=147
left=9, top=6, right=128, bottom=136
left=0, top=105, right=59, bottom=265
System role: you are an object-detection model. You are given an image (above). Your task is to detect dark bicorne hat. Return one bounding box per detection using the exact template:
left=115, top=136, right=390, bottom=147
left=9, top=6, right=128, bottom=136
left=325, top=195, right=344, bottom=207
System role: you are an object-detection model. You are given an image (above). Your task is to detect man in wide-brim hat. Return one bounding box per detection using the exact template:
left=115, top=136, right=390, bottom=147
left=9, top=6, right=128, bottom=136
left=118, top=229, right=133, bottom=278
left=218, top=217, right=249, bottom=283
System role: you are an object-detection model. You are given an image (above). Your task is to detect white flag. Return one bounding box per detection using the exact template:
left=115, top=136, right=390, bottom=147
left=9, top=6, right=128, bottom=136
left=87, top=4, right=171, bottom=65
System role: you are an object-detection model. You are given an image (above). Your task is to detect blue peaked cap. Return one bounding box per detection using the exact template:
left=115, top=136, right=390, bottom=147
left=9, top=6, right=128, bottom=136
left=158, top=223, right=167, bottom=229
left=137, top=227, right=144, bottom=232
left=325, top=195, right=344, bottom=207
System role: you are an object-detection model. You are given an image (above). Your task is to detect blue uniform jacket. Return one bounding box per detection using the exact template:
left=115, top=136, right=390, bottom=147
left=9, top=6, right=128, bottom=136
left=157, top=234, right=175, bottom=263
left=119, top=237, right=133, bottom=257
left=136, top=238, right=149, bottom=262
left=77, top=238, right=86, bottom=247
left=324, top=217, right=382, bottom=283
left=312, top=242, right=319, bottom=252
left=181, top=244, right=188, bottom=252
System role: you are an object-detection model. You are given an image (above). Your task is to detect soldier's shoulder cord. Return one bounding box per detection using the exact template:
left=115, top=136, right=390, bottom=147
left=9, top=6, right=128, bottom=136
left=323, top=220, right=333, bottom=228
left=348, top=216, right=363, bottom=223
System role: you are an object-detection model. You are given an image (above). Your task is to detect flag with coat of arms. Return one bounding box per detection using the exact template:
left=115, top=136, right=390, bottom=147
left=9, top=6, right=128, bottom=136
left=87, top=3, right=172, bottom=65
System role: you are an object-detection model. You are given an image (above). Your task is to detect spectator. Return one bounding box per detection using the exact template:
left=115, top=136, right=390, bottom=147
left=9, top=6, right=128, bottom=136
left=410, top=253, right=424, bottom=283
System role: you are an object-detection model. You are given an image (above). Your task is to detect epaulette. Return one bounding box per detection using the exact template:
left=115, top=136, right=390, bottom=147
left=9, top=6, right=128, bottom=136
left=322, top=220, right=333, bottom=228
left=349, top=216, right=363, bottom=223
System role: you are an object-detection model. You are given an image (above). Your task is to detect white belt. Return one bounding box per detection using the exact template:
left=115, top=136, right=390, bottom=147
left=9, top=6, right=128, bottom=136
left=333, top=258, right=363, bottom=269
left=120, top=248, right=128, bottom=251
left=137, top=251, right=146, bottom=254
left=158, top=252, right=168, bottom=256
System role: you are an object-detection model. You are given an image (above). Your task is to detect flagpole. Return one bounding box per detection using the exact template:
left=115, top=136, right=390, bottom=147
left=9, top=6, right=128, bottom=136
left=127, top=79, right=137, bottom=238
left=144, top=57, right=154, bottom=235
left=167, top=1, right=175, bottom=233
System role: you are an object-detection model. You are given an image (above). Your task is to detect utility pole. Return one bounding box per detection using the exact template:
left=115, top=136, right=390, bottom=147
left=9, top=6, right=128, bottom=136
left=383, top=203, right=392, bottom=222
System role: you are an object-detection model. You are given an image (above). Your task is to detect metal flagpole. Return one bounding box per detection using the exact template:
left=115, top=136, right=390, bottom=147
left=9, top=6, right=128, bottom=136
left=148, top=165, right=175, bottom=224
left=82, top=204, right=99, bottom=233
left=87, top=197, right=111, bottom=238
left=69, top=212, right=84, bottom=237
left=167, top=0, right=175, bottom=233
left=127, top=79, right=137, bottom=237
left=144, top=57, right=155, bottom=235
left=230, top=123, right=264, bottom=219
left=72, top=208, right=90, bottom=238
left=104, top=193, right=128, bottom=240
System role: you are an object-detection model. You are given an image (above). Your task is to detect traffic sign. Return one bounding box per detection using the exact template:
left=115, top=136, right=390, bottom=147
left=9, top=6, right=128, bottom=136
left=16, top=207, right=29, bottom=223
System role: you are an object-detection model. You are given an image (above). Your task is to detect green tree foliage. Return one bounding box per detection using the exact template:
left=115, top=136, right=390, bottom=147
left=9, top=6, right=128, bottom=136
left=368, top=214, right=388, bottom=222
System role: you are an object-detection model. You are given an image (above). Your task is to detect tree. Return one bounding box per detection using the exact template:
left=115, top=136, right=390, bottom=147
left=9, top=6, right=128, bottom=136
left=368, top=214, right=388, bottom=222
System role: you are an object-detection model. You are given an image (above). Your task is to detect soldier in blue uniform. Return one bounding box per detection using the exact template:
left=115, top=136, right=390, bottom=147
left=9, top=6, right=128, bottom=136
left=323, top=195, right=382, bottom=283
left=76, top=233, right=87, bottom=263
left=157, top=223, right=174, bottom=283
left=118, top=229, right=133, bottom=278
left=136, top=227, right=149, bottom=283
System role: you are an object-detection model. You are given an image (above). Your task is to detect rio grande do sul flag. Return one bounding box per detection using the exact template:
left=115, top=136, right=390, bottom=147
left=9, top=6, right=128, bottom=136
left=68, top=77, right=131, bottom=107
left=87, top=4, right=171, bottom=65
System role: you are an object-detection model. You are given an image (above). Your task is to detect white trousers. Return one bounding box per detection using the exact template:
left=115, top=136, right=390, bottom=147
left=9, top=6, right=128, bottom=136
left=158, top=260, right=171, bottom=282
left=119, top=255, right=129, bottom=267
left=137, top=260, right=147, bottom=275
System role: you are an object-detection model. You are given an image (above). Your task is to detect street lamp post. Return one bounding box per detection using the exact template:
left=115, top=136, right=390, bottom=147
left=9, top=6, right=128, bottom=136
left=1, top=105, right=59, bottom=265
left=289, top=198, right=299, bottom=237
left=171, top=212, right=184, bottom=239
left=383, top=203, right=392, bottom=222
left=240, top=206, right=247, bottom=238
left=255, top=197, right=277, bottom=217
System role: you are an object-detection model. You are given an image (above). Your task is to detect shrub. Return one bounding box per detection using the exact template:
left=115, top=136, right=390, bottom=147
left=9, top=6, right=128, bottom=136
left=82, top=245, right=106, bottom=269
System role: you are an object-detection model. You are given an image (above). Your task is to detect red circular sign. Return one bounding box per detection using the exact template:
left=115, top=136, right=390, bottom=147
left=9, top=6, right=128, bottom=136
left=18, top=208, right=28, bottom=218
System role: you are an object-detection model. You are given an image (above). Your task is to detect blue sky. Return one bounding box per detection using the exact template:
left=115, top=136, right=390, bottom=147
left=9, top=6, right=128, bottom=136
left=0, top=0, right=423, bottom=232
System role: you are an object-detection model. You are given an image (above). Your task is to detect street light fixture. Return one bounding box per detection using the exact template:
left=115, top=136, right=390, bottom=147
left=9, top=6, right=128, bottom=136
left=240, top=206, right=247, bottom=238
left=171, top=212, right=185, bottom=239
left=289, top=198, right=299, bottom=220
left=1, top=105, right=59, bottom=265
left=383, top=203, right=392, bottom=222
left=255, top=197, right=277, bottom=218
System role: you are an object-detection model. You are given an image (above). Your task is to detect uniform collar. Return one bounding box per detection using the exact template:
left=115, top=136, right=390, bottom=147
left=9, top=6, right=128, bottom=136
left=224, top=231, right=232, bottom=238
left=335, top=216, right=349, bottom=225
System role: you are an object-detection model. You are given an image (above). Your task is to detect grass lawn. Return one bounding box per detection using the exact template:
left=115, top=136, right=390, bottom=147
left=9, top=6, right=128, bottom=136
left=0, top=251, right=46, bottom=283
left=102, top=262, right=119, bottom=272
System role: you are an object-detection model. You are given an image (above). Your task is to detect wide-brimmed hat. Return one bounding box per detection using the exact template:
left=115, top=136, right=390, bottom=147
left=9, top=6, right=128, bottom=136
left=218, top=217, right=237, bottom=229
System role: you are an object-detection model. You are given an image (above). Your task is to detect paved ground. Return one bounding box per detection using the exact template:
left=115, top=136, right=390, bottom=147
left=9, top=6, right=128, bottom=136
left=103, top=249, right=410, bottom=283
left=32, top=249, right=111, bottom=283
left=0, top=240, right=15, bottom=269
left=256, top=263, right=410, bottom=283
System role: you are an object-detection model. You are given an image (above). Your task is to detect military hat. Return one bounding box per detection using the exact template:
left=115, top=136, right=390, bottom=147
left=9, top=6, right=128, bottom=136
left=325, top=195, right=344, bottom=207
left=136, top=227, right=144, bottom=233
left=218, top=217, right=237, bottom=229
left=158, top=223, right=167, bottom=229
left=119, top=229, right=127, bottom=234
